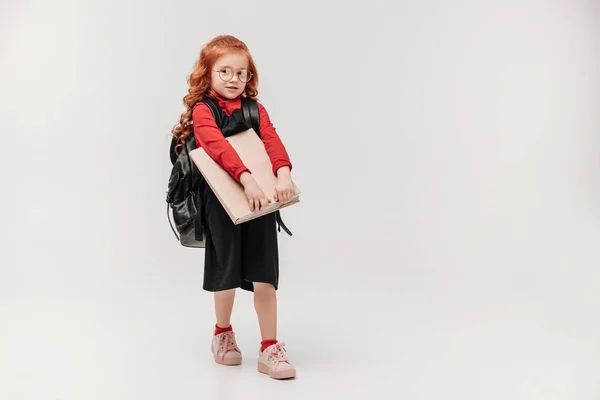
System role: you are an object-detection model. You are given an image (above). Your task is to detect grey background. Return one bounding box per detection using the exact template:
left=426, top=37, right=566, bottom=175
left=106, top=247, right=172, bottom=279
left=1, top=0, right=599, bottom=398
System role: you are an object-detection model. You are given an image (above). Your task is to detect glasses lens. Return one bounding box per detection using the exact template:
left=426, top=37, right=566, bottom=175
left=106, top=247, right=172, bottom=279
left=240, top=70, right=252, bottom=83
left=219, top=68, right=233, bottom=81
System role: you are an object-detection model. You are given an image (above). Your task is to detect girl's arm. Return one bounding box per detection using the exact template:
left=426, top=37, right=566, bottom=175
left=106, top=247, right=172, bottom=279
left=192, top=103, right=251, bottom=183
left=256, top=102, right=293, bottom=176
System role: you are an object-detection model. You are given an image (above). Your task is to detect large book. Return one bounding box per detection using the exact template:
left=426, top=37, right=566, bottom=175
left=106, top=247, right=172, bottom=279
left=189, top=129, right=300, bottom=225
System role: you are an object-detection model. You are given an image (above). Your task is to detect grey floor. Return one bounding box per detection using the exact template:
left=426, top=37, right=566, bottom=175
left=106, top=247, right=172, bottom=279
left=2, top=237, right=599, bottom=400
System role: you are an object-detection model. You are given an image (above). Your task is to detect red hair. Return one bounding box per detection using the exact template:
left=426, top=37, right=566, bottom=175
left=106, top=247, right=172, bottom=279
left=171, top=35, right=259, bottom=149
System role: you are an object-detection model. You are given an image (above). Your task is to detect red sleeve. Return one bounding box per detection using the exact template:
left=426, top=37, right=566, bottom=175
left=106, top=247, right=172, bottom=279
left=257, top=102, right=293, bottom=175
left=192, top=103, right=250, bottom=183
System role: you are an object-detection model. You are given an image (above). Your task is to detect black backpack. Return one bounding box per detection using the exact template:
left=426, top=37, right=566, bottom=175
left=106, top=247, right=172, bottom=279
left=166, top=97, right=291, bottom=248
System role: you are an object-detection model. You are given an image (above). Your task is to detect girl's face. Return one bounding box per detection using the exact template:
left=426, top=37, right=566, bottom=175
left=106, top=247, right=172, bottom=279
left=210, top=52, right=250, bottom=100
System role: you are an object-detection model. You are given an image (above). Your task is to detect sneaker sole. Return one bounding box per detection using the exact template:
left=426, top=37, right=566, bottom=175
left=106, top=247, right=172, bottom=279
left=214, top=355, right=242, bottom=366
left=257, top=361, right=296, bottom=379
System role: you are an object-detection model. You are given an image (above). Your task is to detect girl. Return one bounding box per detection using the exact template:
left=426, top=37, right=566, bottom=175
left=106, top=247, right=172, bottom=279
left=171, top=35, right=296, bottom=380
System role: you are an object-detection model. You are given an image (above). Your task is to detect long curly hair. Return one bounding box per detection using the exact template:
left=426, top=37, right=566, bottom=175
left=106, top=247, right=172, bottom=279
left=171, top=35, right=259, bottom=150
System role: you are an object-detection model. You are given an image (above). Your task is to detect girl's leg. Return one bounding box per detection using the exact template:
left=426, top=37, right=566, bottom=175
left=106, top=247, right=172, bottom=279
left=214, top=289, right=236, bottom=328
left=242, top=214, right=279, bottom=340
left=254, top=282, right=296, bottom=379
left=253, top=282, right=277, bottom=340
left=211, top=288, right=242, bottom=366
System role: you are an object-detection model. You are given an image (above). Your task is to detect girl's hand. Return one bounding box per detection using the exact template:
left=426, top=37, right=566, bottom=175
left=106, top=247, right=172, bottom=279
left=240, top=172, right=271, bottom=212
left=274, top=176, right=295, bottom=203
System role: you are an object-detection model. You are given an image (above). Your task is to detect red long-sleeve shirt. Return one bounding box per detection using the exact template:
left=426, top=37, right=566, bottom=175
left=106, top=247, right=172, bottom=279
left=192, top=93, right=293, bottom=183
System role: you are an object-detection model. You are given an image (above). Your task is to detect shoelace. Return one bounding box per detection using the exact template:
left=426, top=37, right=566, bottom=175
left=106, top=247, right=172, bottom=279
left=218, top=332, right=239, bottom=354
left=267, top=342, right=290, bottom=364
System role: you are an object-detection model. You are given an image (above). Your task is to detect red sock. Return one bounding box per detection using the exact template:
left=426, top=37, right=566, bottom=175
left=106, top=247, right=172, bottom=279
left=214, top=324, right=233, bottom=336
left=260, top=339, right=278, bottom=352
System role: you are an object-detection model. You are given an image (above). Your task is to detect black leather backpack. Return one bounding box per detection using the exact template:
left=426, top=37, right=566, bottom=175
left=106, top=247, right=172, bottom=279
left=166, top=97, right=291, bottom=248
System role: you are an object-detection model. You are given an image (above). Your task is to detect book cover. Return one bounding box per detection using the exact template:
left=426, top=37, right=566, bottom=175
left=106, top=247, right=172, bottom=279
left=189, top=129, right=300, bottom=225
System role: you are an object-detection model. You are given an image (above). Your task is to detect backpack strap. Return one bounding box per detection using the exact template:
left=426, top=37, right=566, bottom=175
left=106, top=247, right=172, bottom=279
left=201, top=97, right=223, bottom=126
left=241, top=98, right=292, bottom=236
left=167, top=202, right=180, bottom=240
left=241, top=97, right=261, bottom=137
left=275, top=211, right=292, bottom=236
left=169, top=100, right=214, bottom=166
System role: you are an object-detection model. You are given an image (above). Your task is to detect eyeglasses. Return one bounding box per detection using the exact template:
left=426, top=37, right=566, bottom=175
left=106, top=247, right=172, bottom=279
left=213, top=68, right=253, bottom=83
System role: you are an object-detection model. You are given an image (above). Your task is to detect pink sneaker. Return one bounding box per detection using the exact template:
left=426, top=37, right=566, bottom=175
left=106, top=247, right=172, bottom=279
left=211, top=331, right=242, bottom=366
left=257, top=341, right=296, bottom=379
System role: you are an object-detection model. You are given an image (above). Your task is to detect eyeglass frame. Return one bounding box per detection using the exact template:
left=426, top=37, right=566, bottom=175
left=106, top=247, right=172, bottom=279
left=212, top=68, right=253, bottom=83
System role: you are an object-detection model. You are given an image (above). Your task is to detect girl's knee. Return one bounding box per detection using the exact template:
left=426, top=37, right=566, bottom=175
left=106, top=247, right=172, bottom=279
left=253, top=282, right=276, bottom=296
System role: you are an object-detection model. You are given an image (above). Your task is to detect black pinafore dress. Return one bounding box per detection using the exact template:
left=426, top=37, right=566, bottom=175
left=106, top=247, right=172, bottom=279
left=196, top=97, right=286, bottom=292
